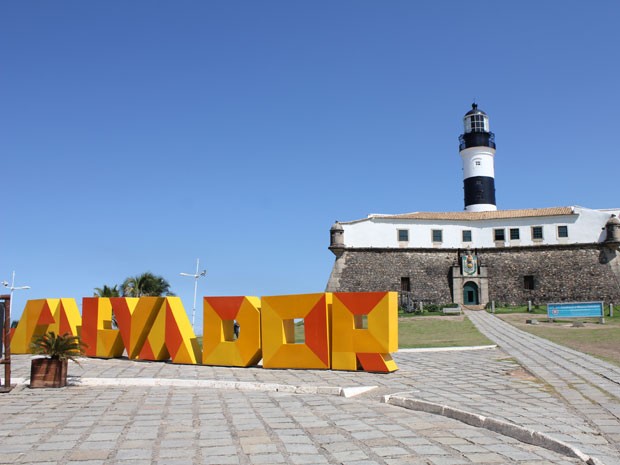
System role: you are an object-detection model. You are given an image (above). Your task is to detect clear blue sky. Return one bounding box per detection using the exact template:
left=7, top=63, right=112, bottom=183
left=2, top=1, right=619, bottom=331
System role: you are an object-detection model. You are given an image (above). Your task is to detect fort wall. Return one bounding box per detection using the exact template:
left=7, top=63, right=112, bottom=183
left=326, top=244, right=620, bottom=306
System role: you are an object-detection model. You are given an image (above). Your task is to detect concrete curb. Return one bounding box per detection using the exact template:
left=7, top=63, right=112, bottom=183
left=398, top=345, right=497, bottom=353
left=11, top=376, right=377, bottom=398
left=76, top=377, right=345, bottom=396
left=383, top=394, right=603, bottom=465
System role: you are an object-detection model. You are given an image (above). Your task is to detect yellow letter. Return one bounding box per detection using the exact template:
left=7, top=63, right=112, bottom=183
left=203, top=296, right=261, bottom=367
left=261, top=293, right=330, bottom=369
left=331, top=292, right=398, bottom=372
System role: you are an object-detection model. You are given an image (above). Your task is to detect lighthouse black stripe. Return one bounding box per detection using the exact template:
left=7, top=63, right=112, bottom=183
left=458, top=131, right=496, bottom=150
left=464, top=176, right=496, bottom=207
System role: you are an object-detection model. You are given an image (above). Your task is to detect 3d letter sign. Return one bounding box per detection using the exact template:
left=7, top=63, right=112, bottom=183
left=11, top=298, right=82, bottom=354
left=261, top=293, right=331, bottom=370
left=331, top=292, right=397, bottom=372
left=202, top=296, right=262, bottom=367
left=11, top=292, right=398, bottom=372
left=81, top=297, right=124, bottom=358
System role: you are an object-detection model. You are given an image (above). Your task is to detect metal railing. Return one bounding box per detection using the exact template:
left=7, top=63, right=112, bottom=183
left=459, top=132, right=496, bottom=150
left=398, top=292, right=437, bottom=313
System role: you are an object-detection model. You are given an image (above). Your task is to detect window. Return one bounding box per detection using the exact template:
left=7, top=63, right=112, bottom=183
left=401, top=277, right=411, bottom=292
left=397, top=229, right=409, bottom=242
left=524, top=275, right=535, bottom=290
left=475, top=160, right=481, bottom=166
left=494, top=229, right=505, bottom=241
left=510, top=228, right=520, bottom=240
left=532, top=226, right=543, bottom=240
left=432, top=229, right=443, bottom=243
left=469, top=114, right=487, bottom=132
left=558, top=225, right=568, bottom=238
left=462, top=230, right=472, bottom=242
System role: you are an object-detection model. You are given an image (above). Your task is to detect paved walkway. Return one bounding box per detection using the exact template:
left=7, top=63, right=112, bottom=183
left=0, top=311, right=618, bottom=465
left=464, top=310, right=620, bottom=465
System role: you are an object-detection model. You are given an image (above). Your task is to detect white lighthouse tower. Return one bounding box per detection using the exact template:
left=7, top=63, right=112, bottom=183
left=459, top=103, right=497, bottom=212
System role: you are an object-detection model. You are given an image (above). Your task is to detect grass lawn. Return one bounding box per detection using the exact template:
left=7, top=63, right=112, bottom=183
left=398, top=315, right=492, bottom=348
left=291, top=315, right=491, bottom=349
left=487, top=305, right=547, bottom=315
left=496, top=311, right=620, bottom=366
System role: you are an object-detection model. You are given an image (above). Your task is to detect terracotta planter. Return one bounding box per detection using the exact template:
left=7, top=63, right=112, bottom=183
left=30, top=358, right=68, bottom=388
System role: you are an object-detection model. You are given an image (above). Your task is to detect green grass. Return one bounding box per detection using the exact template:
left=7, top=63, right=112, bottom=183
left=487, top=305, right=547, bottom=315
left=497, top=309, right=620, bottom=366
left=398, top=317, right=492, bottom=348
left=398, top=310, right=445, bottom=318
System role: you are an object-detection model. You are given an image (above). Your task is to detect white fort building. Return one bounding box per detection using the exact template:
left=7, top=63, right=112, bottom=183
left=327, top=105, right=620, bottom=307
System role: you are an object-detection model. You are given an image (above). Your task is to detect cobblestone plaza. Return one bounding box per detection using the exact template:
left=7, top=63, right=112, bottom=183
left=1, top=312, right=618, bottom=465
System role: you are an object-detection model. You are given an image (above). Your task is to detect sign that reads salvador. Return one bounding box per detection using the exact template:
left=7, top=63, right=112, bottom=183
left=10, top=292, right=398, bottom=372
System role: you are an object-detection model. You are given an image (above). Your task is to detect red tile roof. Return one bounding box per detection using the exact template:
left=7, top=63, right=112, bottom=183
left=369, top=207, right=575, bottom=221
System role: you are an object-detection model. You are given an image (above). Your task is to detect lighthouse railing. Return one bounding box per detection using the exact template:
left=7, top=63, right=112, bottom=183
left=459, top=132, right=495, bottom=150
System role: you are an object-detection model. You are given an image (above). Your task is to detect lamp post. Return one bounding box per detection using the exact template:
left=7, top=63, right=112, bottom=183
left=2, top=271, right=31, bottom=316
left=179, top=259, right=206, bottom=333
left=1, top=271, right=30, bottom=374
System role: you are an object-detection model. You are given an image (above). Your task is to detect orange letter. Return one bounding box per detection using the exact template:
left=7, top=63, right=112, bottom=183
left=203, top=296, right=261, bottom=367
left=331, top=292, right=398, bottom=372
left=261, top=293, right=330, bottom=369
left=81, top=297, right=124, bottom=358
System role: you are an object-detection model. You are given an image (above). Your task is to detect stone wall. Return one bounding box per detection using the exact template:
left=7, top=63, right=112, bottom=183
left=326, top=244, right=620, bottom=305
left=483, top=244, right=620, bottom=305
left=326, top=248, right=457, bottom=303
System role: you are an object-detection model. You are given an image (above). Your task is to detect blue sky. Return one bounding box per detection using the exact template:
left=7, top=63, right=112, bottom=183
left=2, top=1, right=619, bottom=331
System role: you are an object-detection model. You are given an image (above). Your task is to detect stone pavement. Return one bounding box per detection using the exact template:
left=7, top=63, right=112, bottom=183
left=464, top=310, right=620, bottom=465
left=0, top=311, right=617, bottom=464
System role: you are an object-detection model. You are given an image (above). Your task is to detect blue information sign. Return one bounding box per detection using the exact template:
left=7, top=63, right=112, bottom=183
left=547, top=301, right=604, bottom=320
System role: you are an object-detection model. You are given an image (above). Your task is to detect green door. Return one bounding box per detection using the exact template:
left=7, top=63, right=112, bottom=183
left=463, top=282, right=479, bottom=305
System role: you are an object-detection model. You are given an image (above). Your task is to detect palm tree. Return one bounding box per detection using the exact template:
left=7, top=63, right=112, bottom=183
left=94, top=284, right=121, bottom=328
left=30, top=331, right=86, bottom=363
left=121, top=272, right=173, bottom=297
left=93, top=284, right=120, bottom=297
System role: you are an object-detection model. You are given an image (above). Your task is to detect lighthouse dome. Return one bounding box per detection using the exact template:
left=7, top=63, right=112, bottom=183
left=465, top=103, right=487, bottom=117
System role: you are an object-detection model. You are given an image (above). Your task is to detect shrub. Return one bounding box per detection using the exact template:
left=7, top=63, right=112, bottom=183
left=30, top=332, right=86, bottom=364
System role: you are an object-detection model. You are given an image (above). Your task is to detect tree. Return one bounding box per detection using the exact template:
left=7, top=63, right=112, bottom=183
left=93, top=284, right=120, bottom=297
left=121, top=272, right=173, bottom=297
left=30, top=331, right=86, bottom=363
left=93, top=284, right=121, bottom=328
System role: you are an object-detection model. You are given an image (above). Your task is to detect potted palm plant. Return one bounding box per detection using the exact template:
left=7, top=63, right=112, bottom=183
left=30, top=332, right=85, bottom=388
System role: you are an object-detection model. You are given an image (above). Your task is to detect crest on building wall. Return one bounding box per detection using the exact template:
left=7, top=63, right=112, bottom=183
left=461, top=251, right=478, bottom=276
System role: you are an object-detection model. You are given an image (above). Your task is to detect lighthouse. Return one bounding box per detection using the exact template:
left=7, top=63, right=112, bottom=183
left=459, top=103, right=497, bottom=212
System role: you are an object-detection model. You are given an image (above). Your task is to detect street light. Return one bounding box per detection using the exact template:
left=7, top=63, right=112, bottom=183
left=179, top=259, right=206, bottom=333
left=2, top=270, right=31, bottom=307
left=2, top=271, right=30, bottom=345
